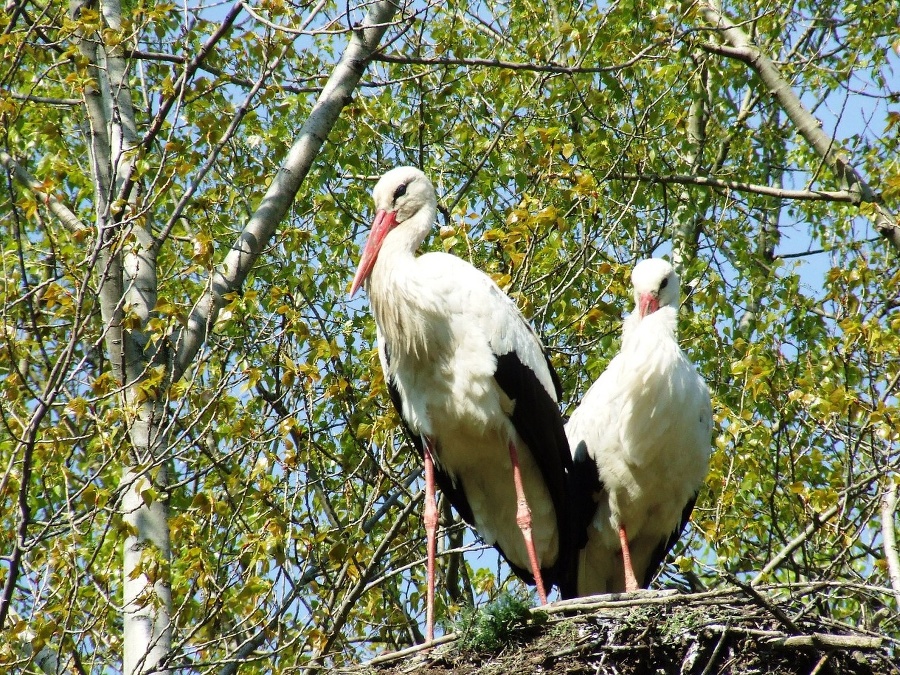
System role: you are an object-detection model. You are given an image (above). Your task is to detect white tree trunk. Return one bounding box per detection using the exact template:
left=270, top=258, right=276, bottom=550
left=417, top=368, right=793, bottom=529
left=122, top=460, right=173, bottom=675
left=881, top=482, right=900, bottom=609
left=10, top=1, right=399, bottom=671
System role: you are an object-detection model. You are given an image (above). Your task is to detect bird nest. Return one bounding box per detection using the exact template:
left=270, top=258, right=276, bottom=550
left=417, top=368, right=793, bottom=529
left=353, top=583, right=898, bottom=675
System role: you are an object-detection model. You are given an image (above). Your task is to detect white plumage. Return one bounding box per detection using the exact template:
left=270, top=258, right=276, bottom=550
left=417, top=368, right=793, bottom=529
left=350, top=167, right=571, bottom=640
left=564, top=258, right=712, bottom=596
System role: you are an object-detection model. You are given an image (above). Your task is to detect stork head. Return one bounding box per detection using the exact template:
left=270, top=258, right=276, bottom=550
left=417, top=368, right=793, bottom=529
left=349, top=166, right=437, bottom=298
left=631, top=258, right=679, bottom=318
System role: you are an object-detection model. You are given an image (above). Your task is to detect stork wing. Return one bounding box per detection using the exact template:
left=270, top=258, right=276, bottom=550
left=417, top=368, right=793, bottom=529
left=389, top=252, right=572, bottom=585
left=458, top=261, right=572, bottom=586
left=643, top=492, right=698, bottom=587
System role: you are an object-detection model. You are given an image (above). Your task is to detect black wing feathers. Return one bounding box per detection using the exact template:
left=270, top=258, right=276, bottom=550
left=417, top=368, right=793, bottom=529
left=558, top=440, right=604, bottom=599
left=493, top=351, right=571, bottom=587
left=643, top=492, right=698, bottom=587
left=543, top=349, right=564, bottom=401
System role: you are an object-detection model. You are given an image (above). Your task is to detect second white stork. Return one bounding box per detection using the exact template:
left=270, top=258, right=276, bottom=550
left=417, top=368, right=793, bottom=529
left=561, top=258, right=712, bottom=597
left=349, top=166, right=571, bottom=641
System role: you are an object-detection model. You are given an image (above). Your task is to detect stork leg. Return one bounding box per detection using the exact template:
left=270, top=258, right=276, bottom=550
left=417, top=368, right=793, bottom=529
left=508, top=441, right=549, bottom=605
left=618, top=525, right=640, bottom=592
left=422, top=438, right=438, bottom=643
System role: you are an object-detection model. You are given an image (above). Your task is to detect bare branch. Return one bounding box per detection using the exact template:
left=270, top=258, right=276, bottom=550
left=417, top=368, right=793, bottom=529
left=239, top=0, right=332, bottom=36
left=8, top=91, right=81, bottom=105
left=372, top=47, right=658, bottom=75
left=612, top=171, right=860, bottom=203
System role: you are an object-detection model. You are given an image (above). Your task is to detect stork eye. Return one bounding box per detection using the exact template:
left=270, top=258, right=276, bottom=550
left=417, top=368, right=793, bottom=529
left=660, top=277, right=669, bottom=290
left=393, top=183, right=408, bottom=202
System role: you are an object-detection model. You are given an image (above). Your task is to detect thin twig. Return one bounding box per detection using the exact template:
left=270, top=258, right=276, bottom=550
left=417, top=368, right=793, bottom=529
left=361, top=632, right=458, bottom=666
left=698, top=625, right=730, bottom=675
left=372, top=44, right=659, bottom=75
left=726, top=573, right=802, bottom=634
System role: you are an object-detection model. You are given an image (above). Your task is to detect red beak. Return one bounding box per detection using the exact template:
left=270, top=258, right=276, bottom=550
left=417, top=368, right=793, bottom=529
left=349, top=209, right=397, bottom=298
left=638, top=292, right=660, bottom=318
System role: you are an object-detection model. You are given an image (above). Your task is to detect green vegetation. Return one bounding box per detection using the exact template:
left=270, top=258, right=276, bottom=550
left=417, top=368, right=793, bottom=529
left=2, top=0, right=898, bottom=671
left=456, top=590, right=542, bottom=652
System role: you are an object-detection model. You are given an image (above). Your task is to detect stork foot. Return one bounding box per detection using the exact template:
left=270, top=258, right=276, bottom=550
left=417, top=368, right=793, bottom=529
left=508, top=442, right=549, bottom=604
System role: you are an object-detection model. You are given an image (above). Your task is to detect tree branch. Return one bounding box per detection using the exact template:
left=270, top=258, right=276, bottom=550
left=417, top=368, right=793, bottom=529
left=612, top=171, right=860, bottom=203
left=171, top=0, right=400, bottom=382
left=8, top=91, right=81, bottom=105
left=0, top=151, right=88, bottom=232
left=697, top=1, right=900, bottom=251
left=371, top=47, right=656, bottom=75
left=752, top=503, right=840, bottom=585
left=139, top=2, right=244, bottom=153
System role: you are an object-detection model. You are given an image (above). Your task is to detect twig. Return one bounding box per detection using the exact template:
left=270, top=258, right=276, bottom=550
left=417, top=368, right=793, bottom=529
left=752, top=503, right=842, bottom=585
left=362, top=632, right=458, bottom=667
left=543, top=589, right=682, bottom=613
left=704, top=625, right=883, bottom=649
left=611, top=171, right=859, bottom=203
left=8, top=91, right=81, bottom=105
left=726, top=573, right=803, bottom=634
left=772, top=634, right=883, bottom=649
left=372, top=44, right=657, bottom=75
left=809, top=654, right=831, bottom=675
left=698, top=625, right=729, bottom=675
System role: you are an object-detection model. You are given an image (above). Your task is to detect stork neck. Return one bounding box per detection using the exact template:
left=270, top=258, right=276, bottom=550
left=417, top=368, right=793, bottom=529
left=373, top=204, right=437, bottom=271
left=621, top=305, right=678, bottom=351
left=367, top=201, right=437, bottom=307
left=366, top=203, right=439, bottom=364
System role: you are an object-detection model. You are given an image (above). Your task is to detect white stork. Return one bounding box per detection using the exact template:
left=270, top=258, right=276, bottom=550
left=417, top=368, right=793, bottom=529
left=561, top=258, right=712, bottom=597
left=349, top=166, right=571, bottom=641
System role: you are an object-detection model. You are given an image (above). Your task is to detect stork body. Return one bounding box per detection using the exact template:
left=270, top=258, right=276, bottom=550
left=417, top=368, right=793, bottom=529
left=563, top=259, right=712, bottom=597
left=350, top=167, right=571, bottom=641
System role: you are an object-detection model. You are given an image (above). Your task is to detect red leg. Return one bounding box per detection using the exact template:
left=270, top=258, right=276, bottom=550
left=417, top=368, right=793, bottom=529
left=422, top=438, right=438, bottom=643
left=508, top=442, right=549, bottom=605
left=618, top=524, right=640, bottom=592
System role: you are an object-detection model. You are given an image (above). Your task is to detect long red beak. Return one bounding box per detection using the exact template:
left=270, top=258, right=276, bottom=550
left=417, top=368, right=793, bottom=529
left=349, top=209, right=397, bottom=299
left=638, top=292, right=660, bottom=318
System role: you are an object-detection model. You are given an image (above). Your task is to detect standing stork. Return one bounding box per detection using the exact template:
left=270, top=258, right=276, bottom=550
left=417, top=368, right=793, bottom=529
left=349, top=166, right=571, bottom=641
left=562, top=258, right=712, bottom=597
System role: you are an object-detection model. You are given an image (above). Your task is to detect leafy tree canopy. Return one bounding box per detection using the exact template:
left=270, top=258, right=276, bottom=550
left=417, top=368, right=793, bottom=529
left=1, top=0, right=898, bottom=671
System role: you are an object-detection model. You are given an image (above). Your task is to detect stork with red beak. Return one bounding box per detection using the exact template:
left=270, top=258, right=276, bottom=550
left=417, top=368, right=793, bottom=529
left=562, top=258, right=712, bottom=597
left=349, top=166, right=571, bottom=641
